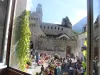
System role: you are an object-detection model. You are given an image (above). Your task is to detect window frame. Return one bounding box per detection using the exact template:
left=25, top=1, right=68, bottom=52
left=48, top=26, right=49, bottom=29
left=58, top=27, right=60, bottom=30
left=51, top=26, right=53, bottom=29
left=61, top=28, right=63, bottom=31
left=87, top=0, right=94, bottom=75
left=5, top=0, right=17, bottom=67
left=0, top=0, right=8, bottom=63
left=0, top=0, right=13, bottom=67
left=55, top=26, right=56, bottom=29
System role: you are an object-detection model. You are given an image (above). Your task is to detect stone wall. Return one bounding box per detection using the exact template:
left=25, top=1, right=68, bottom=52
left=36, top=50, right=66, bottom=58
left=32, top=36, right=77, bottom=54
left=74, top=32, right=86, bottom=57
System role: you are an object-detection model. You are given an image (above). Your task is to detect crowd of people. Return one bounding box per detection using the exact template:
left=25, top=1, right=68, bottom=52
left=29, top=49, right=98, bottom=75
left=32, top=53, right=87, bottom=75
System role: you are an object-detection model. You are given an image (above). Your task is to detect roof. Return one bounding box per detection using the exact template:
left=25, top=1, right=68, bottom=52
left=41, top=22, right=61, bottom=26
left=57, top=34, right=70, bottom=39
left=46, top=33, right=71, bottom=39
left=41, top=22, right=69, bottom=28
left=37, top=3, right=42, bottom=7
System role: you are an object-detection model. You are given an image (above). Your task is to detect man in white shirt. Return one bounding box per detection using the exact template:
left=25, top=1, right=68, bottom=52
left=64, top=59, right=68, bottom=64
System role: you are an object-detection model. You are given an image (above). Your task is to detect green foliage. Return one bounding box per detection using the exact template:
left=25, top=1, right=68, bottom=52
left=16, top=10, right=31, bottom=71
left=72, top=30, right=79, bottom=35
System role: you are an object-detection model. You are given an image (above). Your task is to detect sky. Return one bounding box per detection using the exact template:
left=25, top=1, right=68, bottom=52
left=26, top=0, right=99, bottom=25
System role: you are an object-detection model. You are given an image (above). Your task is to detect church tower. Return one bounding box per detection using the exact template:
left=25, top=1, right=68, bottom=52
left=36, top=4, right=43, bottom=23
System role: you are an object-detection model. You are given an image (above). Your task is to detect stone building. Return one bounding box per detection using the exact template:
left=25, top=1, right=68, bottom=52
left=29, top=4, right=77, bottom=55
left=74, top=25, right=87, bottom=59
left=93, top=16, right=99, bottom=59
left=74, top=15, right=99, bottom=59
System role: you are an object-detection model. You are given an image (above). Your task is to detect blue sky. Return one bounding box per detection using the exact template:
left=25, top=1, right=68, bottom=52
left=26, top=0, right=99, bottom=25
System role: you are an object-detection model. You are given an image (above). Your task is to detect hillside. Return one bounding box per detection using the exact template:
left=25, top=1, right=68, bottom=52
left=72, top=17, right=87, bottom=33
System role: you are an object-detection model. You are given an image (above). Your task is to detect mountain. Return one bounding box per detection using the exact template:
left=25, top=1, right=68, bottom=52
left=72, top=17, right=87, bottom=33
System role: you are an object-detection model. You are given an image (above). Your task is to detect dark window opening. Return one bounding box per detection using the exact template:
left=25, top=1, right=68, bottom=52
left=32, top=24, right=33, bottom=26
left=44, top=26, right=45, bottom=28
left=31, top=18, right=33, bottom=20
left=48, top=26, right=49, bottom=29
left=58, top=27, right=60, bottom=30
left=55, top=27, right=56, bottom=29
left=83, top=27, right=86, bottom=32
left=34, top=24, right=35, bottom=26
left=51, top=26, right=53, bottom=29
left=61, top=28, right=63, bottom=31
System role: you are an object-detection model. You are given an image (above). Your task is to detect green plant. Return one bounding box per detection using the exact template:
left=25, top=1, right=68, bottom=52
left=72, top=30, right=79, bottom=35
left=16, top=10, right=31, bottom=71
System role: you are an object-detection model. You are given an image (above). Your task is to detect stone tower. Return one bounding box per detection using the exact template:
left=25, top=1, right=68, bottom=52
left=30, top=4, right=45, bottom=44
left=61, top=16, right=72, bottom=29
left=36, top=3, right=43, bottom=23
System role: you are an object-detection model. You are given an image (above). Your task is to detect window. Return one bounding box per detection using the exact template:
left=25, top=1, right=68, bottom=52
left=4, top=0, right=97, bottom=75
left=34, top=24, right=36, bottom=26
left=58, top=27, right=60, bottom=30
left=83, top=27, right=86, bottom=32
left=0, top=0, right=11, bottom=64
left=40, top=25, right=42, bottom=28
left=44, top=26, right=45, bottom=28
left=48, top=26, right=49, bottom=29
left=31, top=18, right=33, bottom=20
left=61, top=28, right=63, bottom=31
left=55, top=27, right=56, bottom=29
left=31, top=24, right=33, bottom=26
left=51, top=26, right=53, bottom=29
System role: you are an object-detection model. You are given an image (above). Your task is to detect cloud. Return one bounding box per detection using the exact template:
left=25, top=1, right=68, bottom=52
left=72, top=10, right=87, bottom=25
left=26, top=0, right=33, bottom=10
left=76, top=10, right=87, bottom=20
left=54, top=22, right=61, bottom=24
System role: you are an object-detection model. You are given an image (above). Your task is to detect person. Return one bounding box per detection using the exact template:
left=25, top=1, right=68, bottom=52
left=54, top=67, right=57, bottom=75
left=68, top=59, right=74, bottom=75
left=48, top=70, right=53, bottom=75
left=36, top=52, right=39, bottom=65
left=36, top=72, right=39, bottom=75
left=77, top=63, right=84, bottom=75
left=41, top=65, right=44, bottom=72
left=64, top=58, right=68, bottom=64
left=57, top=66, right=61, bottom=75
left=73, top=61, right=77, bottom=75
left=93, top=59, right=98, bottom=75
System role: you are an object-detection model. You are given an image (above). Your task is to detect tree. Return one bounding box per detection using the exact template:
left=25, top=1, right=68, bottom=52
left=16, top=10, right=31, bottom=71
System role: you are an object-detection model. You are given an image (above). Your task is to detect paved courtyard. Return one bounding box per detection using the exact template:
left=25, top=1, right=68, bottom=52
left=26, top=63, right=48, bottom=75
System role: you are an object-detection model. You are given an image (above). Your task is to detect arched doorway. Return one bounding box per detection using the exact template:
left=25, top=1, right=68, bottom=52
left=66, top=46, right=71, bottom=57
left=30, top=41, right=34, bottom=49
